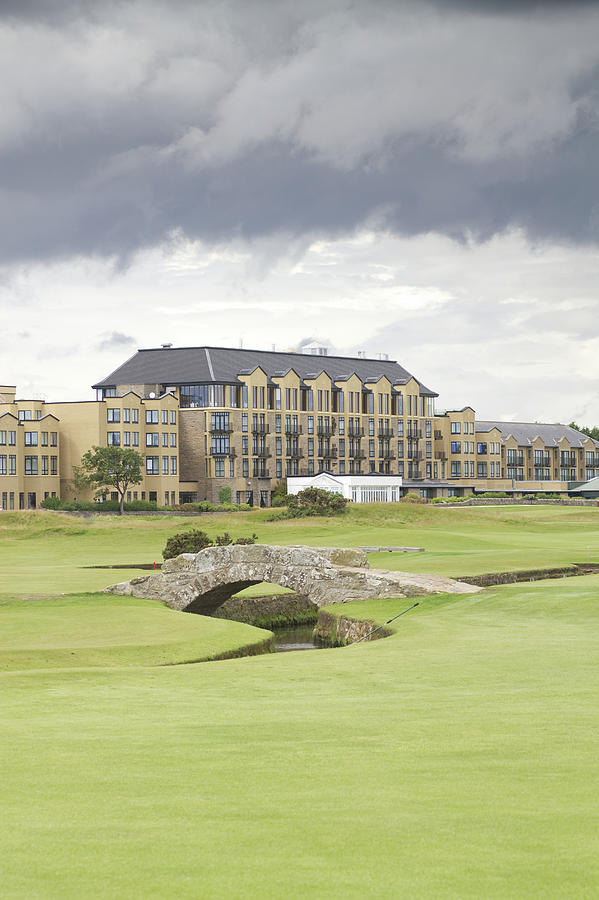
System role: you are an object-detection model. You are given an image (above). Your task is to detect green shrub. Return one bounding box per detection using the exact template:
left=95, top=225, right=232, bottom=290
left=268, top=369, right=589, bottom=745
left=280, top=488, right=348, bottom=518
left=218, top=487, right=232, bottom=505
left=270, top=480, right=289, bottom=507
left=400, top=492, right=425, bottom=504
left=163, top=530, right=259, bottom=559
left=162, top=529, right=213, bottom=559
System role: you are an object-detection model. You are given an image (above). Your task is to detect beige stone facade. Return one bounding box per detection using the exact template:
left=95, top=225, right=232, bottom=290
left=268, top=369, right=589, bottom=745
left=3, top=346, right=598, bottom=509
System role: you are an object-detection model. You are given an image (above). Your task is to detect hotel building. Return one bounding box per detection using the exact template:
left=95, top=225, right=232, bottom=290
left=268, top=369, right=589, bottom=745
left=1, top=345, right=597, bottom=508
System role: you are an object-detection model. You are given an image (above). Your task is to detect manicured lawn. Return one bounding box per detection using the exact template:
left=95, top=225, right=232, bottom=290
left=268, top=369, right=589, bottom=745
left=2, top=575, right=598, bottom=897
left=1, top=507, right=598, bottom=897
left=0, top=593, right=271, bottom=670
left=1, top=505, right=598, bottom=597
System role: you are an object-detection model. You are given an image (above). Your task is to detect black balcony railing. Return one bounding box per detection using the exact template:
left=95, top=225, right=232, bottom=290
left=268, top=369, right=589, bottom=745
left=317, top=424, right=337, bottom=436
left=347, top=426, right=365, bottom=438
left=255, top=449, right=272, bottom=459
left=377, top=427, right=395, bottom=438
left=251, top=423, right=270, bottom=435
left=285, top=425, right=303, bottom=435
left=209, top=426, right=233, bottom=434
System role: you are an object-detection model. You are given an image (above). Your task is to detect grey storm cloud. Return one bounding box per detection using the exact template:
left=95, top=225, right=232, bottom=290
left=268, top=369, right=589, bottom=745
left=1, top=0, right=598, bottom=265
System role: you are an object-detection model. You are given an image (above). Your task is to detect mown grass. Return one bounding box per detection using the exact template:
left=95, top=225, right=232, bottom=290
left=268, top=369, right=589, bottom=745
left=2, top=575, right=598, bottom=898
left=1, top=507, right=599, bottom=897
left=0, top=592, right=272, bottom=669
left=1, top=504, right=598, bottom=598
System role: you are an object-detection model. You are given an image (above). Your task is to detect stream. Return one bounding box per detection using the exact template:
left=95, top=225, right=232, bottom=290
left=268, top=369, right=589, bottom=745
left=272, top=623, right=321, bottom=652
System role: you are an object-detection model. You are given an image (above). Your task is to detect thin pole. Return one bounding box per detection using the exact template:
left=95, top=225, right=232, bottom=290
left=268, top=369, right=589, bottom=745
left=351, top=601, right=420, bottom=644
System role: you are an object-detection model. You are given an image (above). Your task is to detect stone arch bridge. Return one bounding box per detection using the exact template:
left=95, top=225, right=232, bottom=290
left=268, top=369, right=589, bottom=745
left=105, top=545, right=480, bottom=615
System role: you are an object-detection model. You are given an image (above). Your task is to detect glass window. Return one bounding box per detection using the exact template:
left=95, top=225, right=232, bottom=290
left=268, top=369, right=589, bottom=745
left=107, top=408, right=120, bottom=423
left=146, top=433, right=159, bottom=447
left=24, top=432, right=38, bottom=446
left=145, top=410, right=159, bottom=424
left=161, top=410, right=168, bottom=425
left=132, top=409, right=139, bottom=424
left=107, top=432, right=121, bottom=446
left=25, top=456, right=38, bottom=475
left=146, top=456, right=159, bottom=475
left=171, top=457, right=177, bottom=475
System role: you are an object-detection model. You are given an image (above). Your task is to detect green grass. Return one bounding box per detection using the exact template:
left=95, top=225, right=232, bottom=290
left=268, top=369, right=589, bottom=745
left=2, top=576, right=598, bottom=897
left=1, top=507, right=599, bottom=897
left=1, top=505, right=598, bottom=598
left=0, top=593, right=272, bottom=669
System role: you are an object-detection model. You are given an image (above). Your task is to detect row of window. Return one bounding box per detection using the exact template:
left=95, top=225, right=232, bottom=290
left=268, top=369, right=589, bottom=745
left=0, top=455, right=59, bottom=476
left=107, top=408, right=177, bottom=425
left=450, top=422, right=476, bottom=434
left=449, top=461, right=503, bottom=477
left=145, top=456, right=178, bottom=475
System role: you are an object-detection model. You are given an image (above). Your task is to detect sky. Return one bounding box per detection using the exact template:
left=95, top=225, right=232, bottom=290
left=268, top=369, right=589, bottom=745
left=1, top=0, right=598, bottom=425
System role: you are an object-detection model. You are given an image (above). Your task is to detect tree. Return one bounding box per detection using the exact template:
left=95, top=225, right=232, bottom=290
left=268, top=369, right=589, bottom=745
left=569, top=422, right=599, bottom=441
left=79, top=446, right=144, bottom=515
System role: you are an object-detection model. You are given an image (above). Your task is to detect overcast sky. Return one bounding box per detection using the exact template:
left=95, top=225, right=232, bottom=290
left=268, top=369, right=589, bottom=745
left=1, top=0, right=598, bottom=424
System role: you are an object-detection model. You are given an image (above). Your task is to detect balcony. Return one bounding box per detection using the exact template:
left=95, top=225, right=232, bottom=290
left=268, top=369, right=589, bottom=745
left=347, top=426, right=365, bottom=438
left=251, top=423, right=270, bottom=435
left=287, top=450, right=304, bottom=459
left=434, top=430, right=443, bottom=440
left=209, top=425, right=233, bottom=434
left=255, top=449, right=272, bottom=459
left=349, top=450, right=366, bottom=459
left=317, top=424, right=337, bottom=436
left=285, top=425, right=303, bottom=435
left=377, top=427, right=395, bottom=438
left=435, top=451, right=447, bottom=461
left=380, top=450, right=396, bottom=460
left=321, top=448, right=338, bottom=459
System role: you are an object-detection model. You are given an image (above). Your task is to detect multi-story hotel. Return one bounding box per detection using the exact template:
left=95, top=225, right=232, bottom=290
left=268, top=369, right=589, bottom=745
left=2, top=344, right=598, bottom=508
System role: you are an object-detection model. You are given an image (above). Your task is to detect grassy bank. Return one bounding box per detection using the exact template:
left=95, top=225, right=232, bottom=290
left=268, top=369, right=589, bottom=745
left=0, top=592, right=272, bottom=670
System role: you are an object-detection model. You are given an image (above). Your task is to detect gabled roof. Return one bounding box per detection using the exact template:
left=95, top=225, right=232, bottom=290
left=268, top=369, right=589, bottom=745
left=93, top=345, right=438, bottom=397
left=475, top=420, right=599, bottom=448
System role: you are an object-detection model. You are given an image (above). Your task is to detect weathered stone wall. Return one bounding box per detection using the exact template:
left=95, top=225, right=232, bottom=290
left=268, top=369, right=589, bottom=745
left=105, top=544, right=481, bottom=614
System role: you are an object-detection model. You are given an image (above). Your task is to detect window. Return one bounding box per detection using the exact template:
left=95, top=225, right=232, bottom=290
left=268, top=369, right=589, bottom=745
left=307, top=416, right=314, bottom=435
left=171, top=457, right=177, bottom=475
left=24, top=432, right=38, bottom=446
left=50, top=432, right=58, bottom=447
left=107, top=432, right=121, bottom=446
left=276, top=437, right=282, bottom=456
left=307, top=438, right=314, bottom=457
left=146, top=456, right=159, bottom=475
left=132, top=409, right=139, bottom=424
left=123, top=432, right=131, bottom=446
left=107, top=409, right=120, bottom=423
left=146, top=433, right=159, bottom=447
left=41, top=456, right=49, bottom=475
left=161, top=410, right=168, bottom=425
left=0, top=455, right=5, bottom=475
left=8, top=431, right=15, bottom=446
left=9, top=455, right=16, bottom=475
left=40, top=432, right=48, bottom=446
left=170, top=410, right=176, bottom=425
left=25, top=456, right=38, bottom=475
left=276, top=459, right=282, bottom=478
left=451, top=441, right=461, bottom=453
left=450, top=461, right=461, bottom=477
left=242, top=459, right=249, bottom=477
left=477, top=462, right=488, bottom=477
left=18, top=410, right=32, bottom=421
left=146, top=410, right=159, bottom=424
left=162, top=433, right=168, bottom=447
left=162, top=456, right=169, bottom=475
left=170, top=433, right=176, bottom=447
left=242, top=436, right=248, bottom=455
left=450, top=422, right=461, bottom=434
left=132, top=432, right=139, bottom=446
left=211, top=436, right=230, bottom=455
left=123, top=408, right=130, bottom=423
left=211, top=412, right=230, bottom=432
left=180, top=384, right=225, bottom=408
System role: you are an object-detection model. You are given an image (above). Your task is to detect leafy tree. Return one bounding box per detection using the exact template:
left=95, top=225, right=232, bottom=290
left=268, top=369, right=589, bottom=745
left=79, top=446, right=144, bottom=515
left=569, top=422, right=599, bottom=441
left=218, top=486, right=232, bottom=504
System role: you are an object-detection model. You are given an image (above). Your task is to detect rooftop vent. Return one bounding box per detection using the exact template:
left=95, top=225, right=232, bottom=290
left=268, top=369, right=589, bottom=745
left=161, top=343, right=173, bottom=349
left=377, top=352, right=389, bottom=361
left=301, top=341, right=328, bottom=356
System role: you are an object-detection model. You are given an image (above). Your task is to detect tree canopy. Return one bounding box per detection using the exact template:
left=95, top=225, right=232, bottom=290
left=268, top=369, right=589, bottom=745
left=79, top=446, right=144, bottom=515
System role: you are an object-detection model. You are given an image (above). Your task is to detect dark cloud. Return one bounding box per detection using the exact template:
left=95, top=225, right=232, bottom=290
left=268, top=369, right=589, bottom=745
left=0, top=0, right=598, bottom=265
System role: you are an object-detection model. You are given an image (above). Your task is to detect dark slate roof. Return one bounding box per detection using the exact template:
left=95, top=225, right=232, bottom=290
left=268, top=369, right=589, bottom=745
left=475, top=420, right=599, bottom=448
left=570, top=476, right=599, bottom=493
left=93, top=346, right=438, bottom=396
